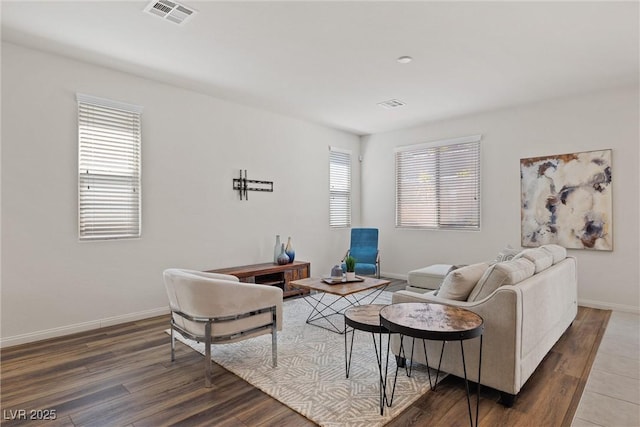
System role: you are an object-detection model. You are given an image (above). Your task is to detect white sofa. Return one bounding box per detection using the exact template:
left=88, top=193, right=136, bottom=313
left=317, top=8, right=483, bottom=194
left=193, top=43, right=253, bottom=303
left=391, top=246, right=577, bottom=406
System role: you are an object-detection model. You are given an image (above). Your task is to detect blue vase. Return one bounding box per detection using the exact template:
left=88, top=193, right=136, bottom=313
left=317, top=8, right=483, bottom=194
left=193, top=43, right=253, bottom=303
left=277, top=244, right=290, bottom=265
left=285, top=237, right=295, bottom=263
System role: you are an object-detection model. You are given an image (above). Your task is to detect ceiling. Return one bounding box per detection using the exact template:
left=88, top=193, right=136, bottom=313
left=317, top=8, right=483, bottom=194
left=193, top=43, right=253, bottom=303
left=1, top=1, right=638, bottom=136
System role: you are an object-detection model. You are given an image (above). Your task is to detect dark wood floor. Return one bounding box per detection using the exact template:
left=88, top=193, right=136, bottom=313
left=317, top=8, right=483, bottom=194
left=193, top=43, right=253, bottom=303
left=0, top=288, right=609, bottom=427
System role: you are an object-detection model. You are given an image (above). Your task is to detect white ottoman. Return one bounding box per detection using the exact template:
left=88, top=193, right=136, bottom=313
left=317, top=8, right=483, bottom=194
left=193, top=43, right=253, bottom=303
left=406, top=264, right=453, bottom=293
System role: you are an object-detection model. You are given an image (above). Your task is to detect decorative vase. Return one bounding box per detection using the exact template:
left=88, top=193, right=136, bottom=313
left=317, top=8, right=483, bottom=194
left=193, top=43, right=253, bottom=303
left=273, top=235, right=281, bottom=263
left=276, top=244, right=290, bottom=265
left=346, top=272, right=356, bottom=281
left=331, top=265, right=343, bottom=280
left=285, top=237, right=295, bottom=263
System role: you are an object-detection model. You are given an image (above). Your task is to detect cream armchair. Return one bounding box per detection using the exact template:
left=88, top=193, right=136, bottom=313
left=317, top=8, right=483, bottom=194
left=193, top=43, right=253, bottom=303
left=163, top=268, right=283, bottom=387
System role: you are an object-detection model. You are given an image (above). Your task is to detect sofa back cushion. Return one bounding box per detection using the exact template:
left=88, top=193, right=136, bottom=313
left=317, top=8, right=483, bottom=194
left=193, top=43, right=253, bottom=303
left=540, top=244, right=567, bottom=264
left=436, top=262, right=490, bottom=301
left=514, top=248, right=553, bottom=273
left=468, top=258, right=535, bottom=302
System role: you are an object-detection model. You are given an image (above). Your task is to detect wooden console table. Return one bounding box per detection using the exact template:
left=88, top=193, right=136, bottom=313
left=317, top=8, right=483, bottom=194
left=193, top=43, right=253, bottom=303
left=206, top=261, right=310, bottom=298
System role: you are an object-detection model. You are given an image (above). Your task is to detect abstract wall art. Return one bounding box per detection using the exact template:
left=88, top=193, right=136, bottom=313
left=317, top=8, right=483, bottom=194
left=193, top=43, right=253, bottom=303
left=520, top=149, right=612, bottom=250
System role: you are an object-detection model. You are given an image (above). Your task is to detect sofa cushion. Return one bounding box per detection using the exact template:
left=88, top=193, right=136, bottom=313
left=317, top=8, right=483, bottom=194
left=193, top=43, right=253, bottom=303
left=493, top=245, right=521, bottom=263
left=514, top=248, right=553, bottom=273
left=408, top=264, right=454, bottom=290
left=436, top=262, right=490, bottom=301
left=540, top=244, right=567, bottom=264
left=468, top=258, right=535, bottom=302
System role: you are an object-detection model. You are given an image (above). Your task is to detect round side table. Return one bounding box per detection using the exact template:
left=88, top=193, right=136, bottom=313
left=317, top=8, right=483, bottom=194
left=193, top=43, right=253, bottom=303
left=380, top=302, right=484, bottom=426
left=344, top=304, right=390, bottom=415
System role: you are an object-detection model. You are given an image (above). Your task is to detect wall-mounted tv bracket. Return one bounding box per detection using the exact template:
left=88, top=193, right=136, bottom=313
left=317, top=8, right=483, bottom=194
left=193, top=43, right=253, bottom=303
left=233, top=169, right=273, bottom=200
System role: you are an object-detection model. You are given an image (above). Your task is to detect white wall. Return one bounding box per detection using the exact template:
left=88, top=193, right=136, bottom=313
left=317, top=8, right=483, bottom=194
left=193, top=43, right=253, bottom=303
left=2, top=42, right=638, bottom=348
left=0, top=42, right=361, bottom=346
left=362, top=85, right=640, bottom=313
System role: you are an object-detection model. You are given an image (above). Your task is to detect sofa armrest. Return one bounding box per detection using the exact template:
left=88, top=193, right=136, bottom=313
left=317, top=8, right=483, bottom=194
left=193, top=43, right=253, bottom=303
left=215, top=281, right=284, bottom=330
left=179, top=269, right=241, bottom=282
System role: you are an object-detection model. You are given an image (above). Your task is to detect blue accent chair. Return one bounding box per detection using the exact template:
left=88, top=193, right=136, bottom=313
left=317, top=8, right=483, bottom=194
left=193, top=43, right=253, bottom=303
left=342, top=228, right=380, bottom=278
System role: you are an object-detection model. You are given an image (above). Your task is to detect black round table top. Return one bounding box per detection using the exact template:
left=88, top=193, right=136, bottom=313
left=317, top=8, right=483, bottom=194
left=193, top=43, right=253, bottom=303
left=344, top=304, right=389, bottom=333
left=379, top=302, right=484, bottom=341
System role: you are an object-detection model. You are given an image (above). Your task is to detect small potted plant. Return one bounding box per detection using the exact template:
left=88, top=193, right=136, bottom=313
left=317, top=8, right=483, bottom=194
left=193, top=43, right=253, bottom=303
left=344, top=255, right=357, bottom=281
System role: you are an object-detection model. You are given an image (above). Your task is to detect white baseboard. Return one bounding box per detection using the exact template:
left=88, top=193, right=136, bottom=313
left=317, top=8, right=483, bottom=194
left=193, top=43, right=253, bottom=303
left=0, top=306, right=170, bottom=348
left=578, top=299, right=640, bottom=315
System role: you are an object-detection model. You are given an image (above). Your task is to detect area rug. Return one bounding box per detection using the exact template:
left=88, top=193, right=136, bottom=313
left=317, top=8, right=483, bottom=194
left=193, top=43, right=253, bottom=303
left=169, top=291, right=434, bottom=427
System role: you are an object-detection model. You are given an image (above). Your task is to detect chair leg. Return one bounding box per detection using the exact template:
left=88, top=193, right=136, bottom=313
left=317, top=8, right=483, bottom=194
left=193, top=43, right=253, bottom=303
left=272, top=330, right=278, bottom=368
left=272, top=307, right=278, bottom=368
left=204, top=322, right=212, bottom=388
left=170, top=323, right=176, bottom=362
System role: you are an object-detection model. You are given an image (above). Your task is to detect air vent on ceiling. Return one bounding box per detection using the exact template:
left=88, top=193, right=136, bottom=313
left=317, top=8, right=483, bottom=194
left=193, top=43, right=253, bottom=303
left=144, top=0, right=196, bottom=25
left=377, top=99, right=406, bottom=109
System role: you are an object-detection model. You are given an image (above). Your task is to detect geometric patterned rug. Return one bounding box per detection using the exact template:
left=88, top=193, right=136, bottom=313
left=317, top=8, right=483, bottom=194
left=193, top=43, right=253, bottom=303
left=170, top=291, right=435, bottom=427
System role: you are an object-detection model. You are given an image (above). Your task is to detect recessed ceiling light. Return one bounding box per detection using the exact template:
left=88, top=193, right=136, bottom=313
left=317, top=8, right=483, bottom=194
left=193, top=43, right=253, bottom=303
left=397, top=56, right=413, bottom=64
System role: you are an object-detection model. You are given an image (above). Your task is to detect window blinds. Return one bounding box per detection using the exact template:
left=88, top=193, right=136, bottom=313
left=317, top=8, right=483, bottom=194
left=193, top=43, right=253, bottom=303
left=329, top=147, right=352, bottom=228
left=77, top=94, right=143, bottom=240
left=395, top=136, right=481, bottom=230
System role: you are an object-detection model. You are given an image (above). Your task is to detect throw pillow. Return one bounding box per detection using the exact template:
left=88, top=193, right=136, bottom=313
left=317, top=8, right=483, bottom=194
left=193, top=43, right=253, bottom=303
left=540, top=244, right=567, bottom=264
left=493, top=245, right=521, bottom=263
left=468, top=258, right=535, bottom=302
left=437, top=262, right=490, bottom=301
left=433, top=265, right=462, bottom=296
left=514, top=248, right=553, bottom=273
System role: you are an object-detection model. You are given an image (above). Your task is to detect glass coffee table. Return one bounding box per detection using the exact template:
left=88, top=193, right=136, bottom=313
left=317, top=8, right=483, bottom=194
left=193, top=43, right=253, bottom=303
left=289, top=276, right=390, bottom=334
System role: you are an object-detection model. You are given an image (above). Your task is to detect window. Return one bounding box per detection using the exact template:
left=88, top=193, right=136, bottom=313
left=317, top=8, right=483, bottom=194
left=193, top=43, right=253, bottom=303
left=329, top=147, right=351, bottom=228
left=395, top=135, right=481, bottom=230
left=77, top=94, right=143, bottom=240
